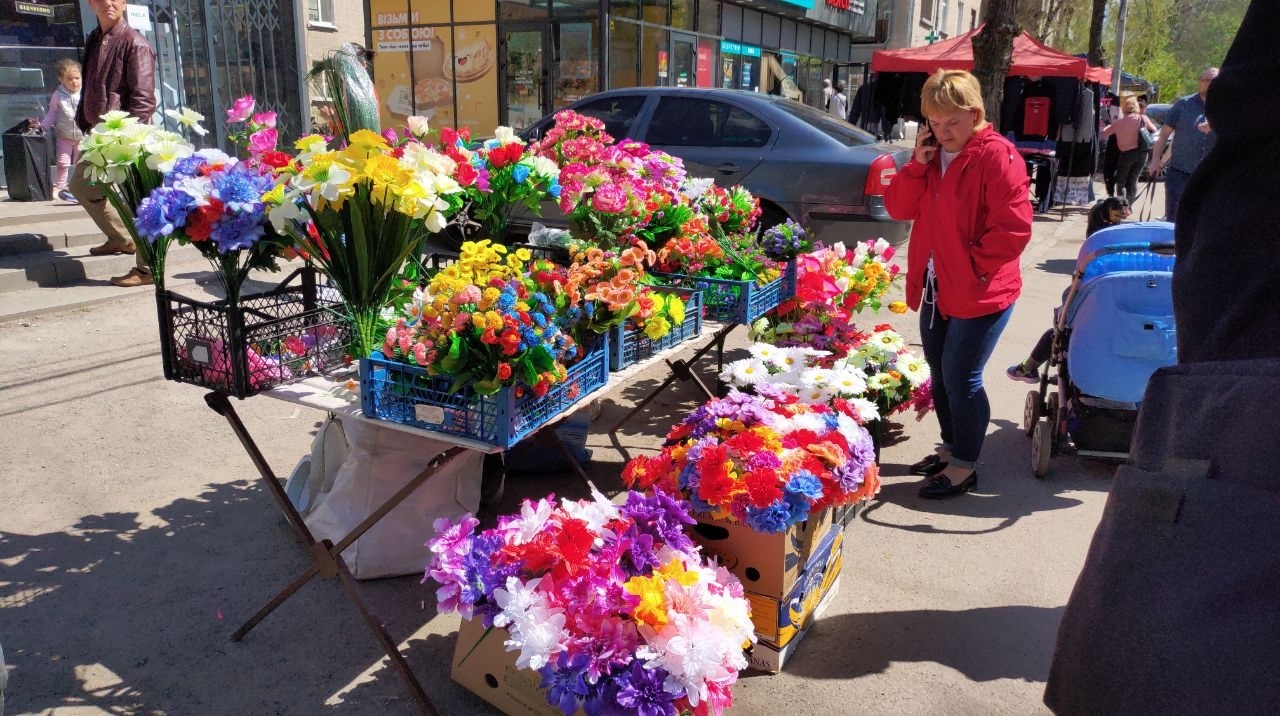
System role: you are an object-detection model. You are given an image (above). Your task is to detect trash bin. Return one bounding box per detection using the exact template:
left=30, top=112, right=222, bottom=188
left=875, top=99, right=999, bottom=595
left=3, top=120, right=53, bottom=201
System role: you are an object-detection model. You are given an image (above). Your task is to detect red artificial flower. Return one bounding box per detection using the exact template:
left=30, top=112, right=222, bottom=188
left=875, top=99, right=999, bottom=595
left=496, top=362, right=512, bottom=381
left=455, top=161, right=478, bottom=187
left=480, top=327, right=498, bottom=345
left=260, top=151, right=293, bottom=169
left=744, top=468, right=783, bottom=508
left=548, top=516, right=594, bottom=577
left=532, top=378, right=550, bottom=397
left=622, top=456, right=659, bottom=489
left=185, top=198, right=225, bottom=242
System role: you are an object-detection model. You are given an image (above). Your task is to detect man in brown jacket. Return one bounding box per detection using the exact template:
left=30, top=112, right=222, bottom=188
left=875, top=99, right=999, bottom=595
left=69, top=0, right=157, bottom=288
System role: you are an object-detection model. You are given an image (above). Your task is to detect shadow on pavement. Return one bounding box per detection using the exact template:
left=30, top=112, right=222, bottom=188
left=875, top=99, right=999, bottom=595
left=1036, top=258, right=1078, bottom=276
left=786, top=604, right=1063, bottom=683
left=0, top=479, right=495, bottom=715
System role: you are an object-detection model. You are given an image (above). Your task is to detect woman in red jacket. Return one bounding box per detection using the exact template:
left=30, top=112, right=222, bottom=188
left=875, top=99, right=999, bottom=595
left=885, top=70, right=1033, bottom=499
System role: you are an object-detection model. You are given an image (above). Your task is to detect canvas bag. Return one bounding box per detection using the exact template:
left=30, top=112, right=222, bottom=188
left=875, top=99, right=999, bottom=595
left=302, top=416, right=483, bottom=580
left=1044, top=360, right=1280, bottom=713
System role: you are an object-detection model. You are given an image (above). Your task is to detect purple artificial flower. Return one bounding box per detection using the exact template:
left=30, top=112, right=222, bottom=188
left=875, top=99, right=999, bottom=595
left=832, top=422, right=875, bottom=492
left=210, top=209, right=266, bottom=253
left=607, top=661, right=679, bottom=716
left=135, top=187, right=196, bottom=242
left=618, top=490, right=696, bottom=555
left=539, top=651, right=591, bottom=715
left=210, top=162, right=273, bottom=213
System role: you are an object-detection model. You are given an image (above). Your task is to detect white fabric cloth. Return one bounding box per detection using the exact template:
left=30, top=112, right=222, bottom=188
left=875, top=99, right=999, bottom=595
left=828, top=92, right=848, bottom=121
left=939, top=148, right=960, bottom=177
left=301, top=416, right=484, bottom=579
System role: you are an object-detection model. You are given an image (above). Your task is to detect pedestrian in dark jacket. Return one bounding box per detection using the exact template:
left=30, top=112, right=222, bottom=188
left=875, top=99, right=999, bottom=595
left=885, top=69, right=1033, bottom=500
left=68, top=0, right=158, bottom=288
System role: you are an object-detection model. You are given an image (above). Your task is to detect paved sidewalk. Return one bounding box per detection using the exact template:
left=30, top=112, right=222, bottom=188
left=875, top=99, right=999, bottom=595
left=0, top=184, right=1135, bottom=715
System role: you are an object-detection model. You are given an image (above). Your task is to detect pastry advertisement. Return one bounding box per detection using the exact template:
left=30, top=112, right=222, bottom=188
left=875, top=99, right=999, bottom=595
left=371, top=39, right=413, bottom=129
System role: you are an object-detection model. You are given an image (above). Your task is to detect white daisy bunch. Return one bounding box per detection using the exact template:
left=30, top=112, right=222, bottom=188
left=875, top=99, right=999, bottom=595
left=830, top=326, right=931, bottom=417
left=721, top=342, right=885, bottom=420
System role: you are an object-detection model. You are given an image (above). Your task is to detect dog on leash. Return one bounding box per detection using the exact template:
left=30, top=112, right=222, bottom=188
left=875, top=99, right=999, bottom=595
left=1087, top=196, right=1131, bottom=238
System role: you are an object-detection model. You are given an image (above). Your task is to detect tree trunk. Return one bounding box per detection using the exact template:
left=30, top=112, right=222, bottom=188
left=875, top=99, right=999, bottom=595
left=1087, top=0, right=1107, bottom=66
left=973, top=0, right=1021, bottom=132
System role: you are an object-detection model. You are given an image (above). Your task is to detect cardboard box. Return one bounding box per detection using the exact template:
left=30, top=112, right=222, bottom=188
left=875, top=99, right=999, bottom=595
left=451, top=617, right=565, bottom=716
left=690, top=506, right=834, bottom=599
left=746, top=528, right=843, bottom=649
left=832, top=501, right=862, bottom=533
left=745, top=574, right=843, bottom=674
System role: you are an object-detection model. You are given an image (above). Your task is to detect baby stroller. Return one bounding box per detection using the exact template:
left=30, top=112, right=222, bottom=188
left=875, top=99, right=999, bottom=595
left=1022, top=222, right=1177, bottom=476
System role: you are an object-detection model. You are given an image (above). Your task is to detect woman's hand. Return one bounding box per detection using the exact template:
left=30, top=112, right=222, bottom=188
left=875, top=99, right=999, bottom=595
left=914, top=124, right=938, bottom=164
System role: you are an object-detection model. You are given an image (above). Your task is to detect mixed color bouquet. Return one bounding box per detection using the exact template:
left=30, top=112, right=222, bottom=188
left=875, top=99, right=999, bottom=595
left=387, top=240, right=578, bottom=396
left=269, top=128, right=465, bottom=357
left=655, top=230, right=783, bottom=287
left=834, top=324, right=934, bottom=418
left=694, top=184, right=760, bottom=239
left=622, top=390, right=880, bottom=533
left=78, top=110, right=197, bottom=285
left=428, top=489, right=754, bottom=716
left=718, top=342, right=884, bottom=424
left=440, top=125, right=561, bottom=244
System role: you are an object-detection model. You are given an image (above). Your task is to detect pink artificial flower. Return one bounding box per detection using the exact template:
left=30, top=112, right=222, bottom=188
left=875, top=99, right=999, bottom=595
left=591, top=184, right=627, bottom=214
left=247, top=128, right=277, bottom=155
left=226, top=95, right=255, bottom=123
left=406, top=115, right=430, bottom=139
left=249, top=111, right=277, bottom=130
left=412, top=341, right=428, bottom=365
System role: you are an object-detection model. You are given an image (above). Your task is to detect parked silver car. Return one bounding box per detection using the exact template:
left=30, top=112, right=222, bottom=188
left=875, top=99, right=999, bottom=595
left=513, top=88, right=913, bottom=246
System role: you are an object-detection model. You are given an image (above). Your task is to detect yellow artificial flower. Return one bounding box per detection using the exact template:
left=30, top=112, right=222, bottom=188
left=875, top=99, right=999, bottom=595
left=363, top=154, right=411, bottom=205
left=643, top=315, right=671, bottom=341
left=667, top=295, right=685, bottom=325
left=623, top=574, right=669, bottom=628
left=480, top=287, right=501, bottom=310
left=654, top=558, right=699, bottom=587
left=889, top=301, right=908, bottom=314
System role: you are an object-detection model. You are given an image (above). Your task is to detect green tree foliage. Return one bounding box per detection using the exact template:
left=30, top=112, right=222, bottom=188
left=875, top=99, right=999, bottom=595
left=1037, top=0, right=1245, bottom=100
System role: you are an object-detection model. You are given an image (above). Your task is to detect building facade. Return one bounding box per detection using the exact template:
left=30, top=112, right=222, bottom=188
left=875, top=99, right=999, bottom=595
left=874, top=0, right=981, bottom=56
left=365, top=0, right=888, bottom=133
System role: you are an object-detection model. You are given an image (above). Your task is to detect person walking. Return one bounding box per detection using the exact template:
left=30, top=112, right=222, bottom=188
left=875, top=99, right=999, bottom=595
left=884, top=69, right=1033, bottom=500
left=822, top=78, right=833, bottom=110
left=36, top=58, right=83, bottom=203
left=828, top=81, right=848, bottom=122
left=69, top=0, right=157, bottom=288
left=1101, top=96, right=1158, bottom=204
left=1147, top=67, right=1218, bottom=222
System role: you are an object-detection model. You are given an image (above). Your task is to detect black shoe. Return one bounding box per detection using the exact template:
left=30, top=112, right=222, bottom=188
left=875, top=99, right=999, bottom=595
left=918, top=472, right=978, bottom=499
left=908, top=454, right=949, bottom=476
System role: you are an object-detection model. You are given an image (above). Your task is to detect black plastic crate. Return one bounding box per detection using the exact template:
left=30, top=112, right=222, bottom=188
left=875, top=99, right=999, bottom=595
left=159, top=267, right=352, bottom=398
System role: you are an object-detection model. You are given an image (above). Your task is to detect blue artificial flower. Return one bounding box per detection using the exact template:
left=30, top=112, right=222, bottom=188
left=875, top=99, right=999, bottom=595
left=531, top=312, right=547, bottom=328
left=511, top=164, right=531, bottom=184
left=165, top=156, right=208, bottom=185
left=210, top=209, right=267, bottom=253
left=539, top=651, right=590, bottom=715
left=607, top=661, right=679, bottom=716
left=548, top=180, right=562, bottom=199
left=211, top=162, right=273, bottom=213
left=497, top=290, right=517, bottom=311
left=786, top=470, right=825, bottom=501
left=746, top=502, right=792, bottom=533
left=135, top=187, right=196, bottom=242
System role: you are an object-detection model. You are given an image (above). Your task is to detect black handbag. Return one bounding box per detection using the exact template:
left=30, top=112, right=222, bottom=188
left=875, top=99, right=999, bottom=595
left=1137, top=125, right=1154, bottom=152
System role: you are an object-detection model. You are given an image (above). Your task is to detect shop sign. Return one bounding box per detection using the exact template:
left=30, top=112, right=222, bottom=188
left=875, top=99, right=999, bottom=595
left=777, top=0, right=816, bottom=8
left=719, top=40, right=761, bottom=57
left=15, top=1, right=53, bottom=17
left=826, top=0, right=851, bottom=9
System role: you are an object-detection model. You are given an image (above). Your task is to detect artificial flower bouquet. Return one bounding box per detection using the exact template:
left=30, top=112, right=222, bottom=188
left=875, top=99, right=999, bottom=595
left=695, top=183, right=761, bottom=240
left=622, top=389, right=879, bottom=534
left=718, top=342, right=885, bottom=424
left=435, top=125, right=562, bottom=244
left=428, top=490, right=754, bottom=716
left=269, top=128, right=465, bottom=358
left=385, top=240, right=578, bottom=396
left=839, top=324, right=934, bottom=419
left=758, top=219, right=812, bottom=262
left=79, top=109, right=197, bottom=286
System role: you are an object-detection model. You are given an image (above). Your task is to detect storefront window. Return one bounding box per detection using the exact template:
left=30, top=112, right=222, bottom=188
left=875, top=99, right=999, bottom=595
left=696, top=0, right=720, bottom=34
left=642, top=0, right=670, bottom=26
left=555, top=22, right=598, bottom=106
left=612, top=0, right=640, bottom=21
left=671, top=0, right=694, bottom=30
left=553, top=0, right=600, bottom=18
left=500, top=0, right=549, bottom=21
left=608, top=19, right=640, bottom=88
left=1, top=5, right=85, bottom=151
left=640, top=25, right=667, bottom=86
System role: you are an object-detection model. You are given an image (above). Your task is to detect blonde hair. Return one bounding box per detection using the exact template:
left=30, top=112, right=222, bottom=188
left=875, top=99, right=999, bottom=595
left=920, top=69, right=987, bottom=128
left=1122, top=95, right=1140, bottom=114
left=55, top=58, right=81, bottom=77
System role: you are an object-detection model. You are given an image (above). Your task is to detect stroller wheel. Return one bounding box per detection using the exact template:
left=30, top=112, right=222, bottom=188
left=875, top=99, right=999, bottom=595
left=1047, top=392, right=1063, bottom=452
left=1032, top=419, right=1053, bottom=477
left=1022, top=390, right=1041, bottom=435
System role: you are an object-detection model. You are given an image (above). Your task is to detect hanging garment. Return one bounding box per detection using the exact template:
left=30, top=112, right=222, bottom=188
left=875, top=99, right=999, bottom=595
left=1058, top=87, right=1096, bottom=143
left=1023, top=97, right=1052, bottom=138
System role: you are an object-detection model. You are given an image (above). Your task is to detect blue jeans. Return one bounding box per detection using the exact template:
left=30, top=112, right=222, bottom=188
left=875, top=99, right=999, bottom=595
left=1164, top=168, right=1191, bottom=222
left=920, top=303, right=1014, bottom=469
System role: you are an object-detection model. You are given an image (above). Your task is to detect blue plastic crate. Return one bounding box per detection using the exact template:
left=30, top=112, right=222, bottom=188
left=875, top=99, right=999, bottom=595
left=359, top=335, right=609, bottom=449
left=607, top=287, right=703, bottom=371
left=651, top=261, right=796, bottom=324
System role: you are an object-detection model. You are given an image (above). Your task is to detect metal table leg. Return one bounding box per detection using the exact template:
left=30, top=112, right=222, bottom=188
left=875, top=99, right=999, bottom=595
left=205, top=392, right=463, bottom=716
left=610, top=323, right=736, bottom=433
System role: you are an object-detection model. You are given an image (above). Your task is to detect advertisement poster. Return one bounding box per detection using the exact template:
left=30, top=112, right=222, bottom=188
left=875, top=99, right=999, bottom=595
left=371, top=37, right=414, bottom=129
left=450, top=25, right=498, bottom=133
left=696, top=41, right=713, bottom=88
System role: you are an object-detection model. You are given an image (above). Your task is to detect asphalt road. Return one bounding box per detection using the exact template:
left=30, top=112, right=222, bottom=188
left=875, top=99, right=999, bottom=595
left=0, top=197, right=1135, bottom=715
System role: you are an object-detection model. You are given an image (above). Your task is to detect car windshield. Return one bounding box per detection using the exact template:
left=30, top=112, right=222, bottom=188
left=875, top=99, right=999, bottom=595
left=767, top=98, right=877, bottom=147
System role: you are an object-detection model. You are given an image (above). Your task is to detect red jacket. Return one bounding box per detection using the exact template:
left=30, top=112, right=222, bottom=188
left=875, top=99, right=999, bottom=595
left=885, top=126, right=1033, bottom=319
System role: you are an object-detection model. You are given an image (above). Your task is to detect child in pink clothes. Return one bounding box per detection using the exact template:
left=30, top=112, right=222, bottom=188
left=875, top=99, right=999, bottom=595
left=38, top=58, right=83, bottom=203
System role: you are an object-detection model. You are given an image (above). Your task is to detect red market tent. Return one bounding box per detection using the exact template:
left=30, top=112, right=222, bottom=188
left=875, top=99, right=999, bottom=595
left=872, top=27, right=1112, bottom=85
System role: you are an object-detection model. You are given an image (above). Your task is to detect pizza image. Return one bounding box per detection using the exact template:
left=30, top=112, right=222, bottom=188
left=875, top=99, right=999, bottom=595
left=443, top=39, right=494, bottom=83
left=414, top=77, right=451, bottom=107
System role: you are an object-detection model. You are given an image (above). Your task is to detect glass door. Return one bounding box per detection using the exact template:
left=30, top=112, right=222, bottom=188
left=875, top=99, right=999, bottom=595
left=503, top=26, right=546, bottom=131
left=671, top=33, right=695, bottom=87
left=554, top=22, right=597, bottom=107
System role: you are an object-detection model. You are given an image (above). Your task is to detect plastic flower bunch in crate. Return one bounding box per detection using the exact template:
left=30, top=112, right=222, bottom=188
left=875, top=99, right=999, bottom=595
left=622, top=390, right=880, bottom=533
left=396, top=240, right=578, bottom=396
left=428, top=488, right=755, bottom=715
left=555, top=245, right=680, bottom=337
left=78, top=110, right=198, bottom=286
left=269, top=128, right=466, bottom=358
left=759, top=218, right=812, bottom=262
left=695, top=183, right=762, bottom=239
left=434, top=124, right=562, bottom=245
left=527, top=109, right=615, bottom=166
left=719, top=341, right=884, bottom=424
left=655, top=230, right=782, bottom=288
left=836, top=324, right=933, bottom=420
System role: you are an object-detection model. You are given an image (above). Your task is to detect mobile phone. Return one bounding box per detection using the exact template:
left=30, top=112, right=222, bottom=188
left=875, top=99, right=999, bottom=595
left=921, top=126, right=937, bottom=146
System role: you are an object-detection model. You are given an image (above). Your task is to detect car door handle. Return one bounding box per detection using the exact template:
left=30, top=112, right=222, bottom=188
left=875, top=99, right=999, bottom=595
left=715, top=163, right=740, bottom=173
